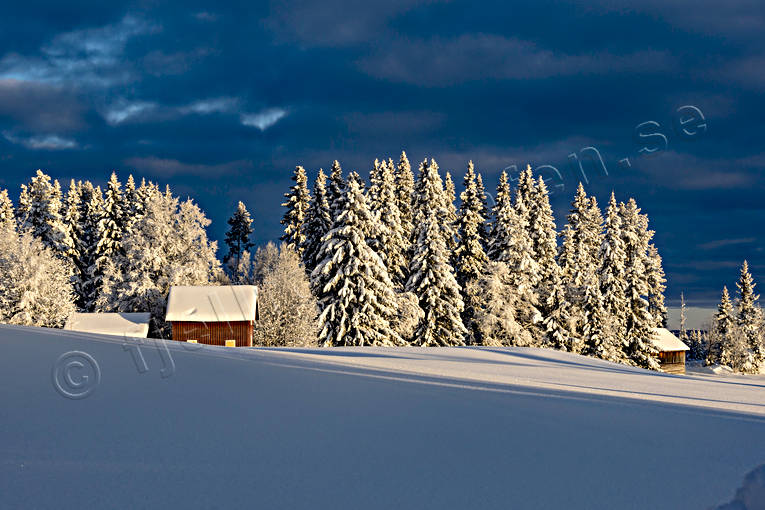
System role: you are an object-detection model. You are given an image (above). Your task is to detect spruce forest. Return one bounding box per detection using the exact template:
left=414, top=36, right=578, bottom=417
left=0, top=152, right=762, bottom=373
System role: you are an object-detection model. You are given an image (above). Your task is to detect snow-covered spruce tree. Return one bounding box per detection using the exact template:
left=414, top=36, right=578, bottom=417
left=122, top=174, right=140, bottom=231
left=366, top=158, right=408, bottom=287
left=224, top=201, right=255, bottom=280
left=301, top=169, right=333, bottom=273
left=16, top=170, right=73, bottom=256
left=646, top=243, right=668, bottom=328
left=475, top=173, right=491, bottom=249
left=559, top=184, right=603, bottom=340
left=281, top=165, right=311, bottom=256
left=396, top=151, right=415, bottom=248
left=528, top=176, right=572, bottom=351
left=707, top=286, right=736, bottom=367
left=0, top=227, right=75, bottom=327
left=455, top=161, right=489, bottom=344
left=619, top=199, right=659, bottom=370
left=470, top=261, right=534, bottom=347
left=327, top=160, right=346, bottom=218
left=253, top=243, right=319, bottom=347
left=92, top=172, right=125, bottom=296
left=0, top=189, right=15, bottom=231
left=736, top=261, right=764, bottom=373
left=69, top=182, right=103, bottom=311
left=487, top=171, right=541, bottom=336
left=443, top=171, right=459, bottom=254
left=596, top=192, right=629, bottom=361
left=311, top=176, right=404, bottom=347
left=98, top=186, right=221, bottom=336
left=405, top=159, right=467, bottom=346
left=514, top=164, right=535, bottom=228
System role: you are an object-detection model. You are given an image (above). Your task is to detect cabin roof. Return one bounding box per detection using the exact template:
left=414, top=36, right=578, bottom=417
left=64, top=312, right=151, bottom=338
left=165, top=285, right=258, bottom=323
left=651, top=327, right=690, bottom=353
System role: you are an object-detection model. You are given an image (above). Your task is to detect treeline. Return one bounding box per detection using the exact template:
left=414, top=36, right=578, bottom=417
left=679, top=262, right=764, bottom=374
left=271, top=152, right=671, bottom=369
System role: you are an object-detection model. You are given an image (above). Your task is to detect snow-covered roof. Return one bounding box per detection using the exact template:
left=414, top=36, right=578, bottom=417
left=650, top=328, right=689, bottom=352
left=64, top=312, right=150, bottom=338
left=165, top=285, right=258, bottom=322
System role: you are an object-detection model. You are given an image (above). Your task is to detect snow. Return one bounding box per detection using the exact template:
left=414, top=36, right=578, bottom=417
left=64, top=312, right=150, bottom=338
left=651, top=327, right=690, bottom=352
left=2, top=324, right=764, bottom=509
left=165, top=285, right=257, bottom=322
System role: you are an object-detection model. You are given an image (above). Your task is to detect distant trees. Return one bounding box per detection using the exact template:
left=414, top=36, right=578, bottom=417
left=224, top=201, right=255, bottom=281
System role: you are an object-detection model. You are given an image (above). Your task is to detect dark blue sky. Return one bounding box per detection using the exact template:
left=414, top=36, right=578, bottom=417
left=0, top=1, right=763, bottom=306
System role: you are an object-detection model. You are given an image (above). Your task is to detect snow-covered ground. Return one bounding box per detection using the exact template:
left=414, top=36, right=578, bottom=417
left=1, top=325, right=764, bottom=509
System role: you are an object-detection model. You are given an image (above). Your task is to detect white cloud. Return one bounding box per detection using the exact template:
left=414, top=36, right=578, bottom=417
left=0, top=15, right=159, bottom=88
left=3, top=131, right=77, bottom=150
left=104, top=100, right=157, bottom=125
left=181, top=97, right=239, bottom=115
left=241, top=108, right=287, bottom=130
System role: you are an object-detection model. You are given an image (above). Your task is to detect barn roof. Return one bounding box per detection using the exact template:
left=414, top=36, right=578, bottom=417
left=64, top=312, right=150, bottom=338
left=650, top=328, right=690, bottom=352
left=165, top=285, right=258, bottom=322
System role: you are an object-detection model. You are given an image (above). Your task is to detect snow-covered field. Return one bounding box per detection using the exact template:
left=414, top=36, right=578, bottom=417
left=1, top=325, right=764, bottom=509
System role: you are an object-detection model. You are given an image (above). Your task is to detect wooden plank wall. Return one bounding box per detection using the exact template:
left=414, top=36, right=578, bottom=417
left=171, top=321, right=253, bottom=347
left=658, top=351, right=686, bottom=374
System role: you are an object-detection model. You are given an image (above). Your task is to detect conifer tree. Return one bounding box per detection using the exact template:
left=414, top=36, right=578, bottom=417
left=443, top=170, right=458, bottom=254
left=406, top=159, right=466, bottom=346
left=311, top=177, right=404, bottom=347
left=122, top=174, right=140, bottom=234
left=327, top=160, right=345, bottom=217
left=455, top=161, right=489, bottom=343
left=620, top=198, right=659, bottom=369
left=559, top=185, right=604, bottom=346
left=367, top=159, right=408, bottom=286
left=475, top=173, right=491, bottom=248
left=396, top=151, right=415, bottom=247
left=679, top=292, right=688, bottom=345
left=96, top=172, right=125, bottom=267
left=598, top=192, right=629, bottom=358
left=302, top=168, right=333, bottom=272
left=71, top=182, right=102, bottom=311
left=0, top=189, right=15, bottom=231
left=646, top=243, right=668, bottom=327
left=487, top=171, right=541, bottom=334
left=736, top=261, right=764, bottom=372
left=224, top=201, right=255, bottom=279
left=280, top=165, right=311, bottom=255
left=708, top=286, right=736, bottom=366
left=16, top=170, right=72, bottom=256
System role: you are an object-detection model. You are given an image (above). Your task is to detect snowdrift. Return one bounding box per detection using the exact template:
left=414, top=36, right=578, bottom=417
left=1, top=324, right=764, bottom=509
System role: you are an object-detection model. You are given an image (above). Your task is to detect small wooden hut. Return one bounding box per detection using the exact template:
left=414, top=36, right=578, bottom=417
left=651, top=327, right=689, bottom=374
left=165, top=286, right=258, bottom=347
left=64, top=312, right=150, bottom=338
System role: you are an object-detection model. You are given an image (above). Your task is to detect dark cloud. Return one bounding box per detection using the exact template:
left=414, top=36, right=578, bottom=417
left=0, top=0, right=763, bottom=305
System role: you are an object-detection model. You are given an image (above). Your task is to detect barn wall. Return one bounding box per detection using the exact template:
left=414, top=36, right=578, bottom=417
left=171, top=321, right=253, bottom=347
left=658, top=351, right=686, bottom=374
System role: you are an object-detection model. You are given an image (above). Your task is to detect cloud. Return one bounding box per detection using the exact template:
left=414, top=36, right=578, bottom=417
left=241, top=108, right=287, bottom=130
left=0, top=14, right=158, bottom=88
left=697, top=238, right=757, bottom=250
left=180, top=97, right=239, bottom=115
left=3, top=131, right=77, bottom=150
left=123, top=156, right=252, bottom=177
left=358, top=34, right=673, bottom=86
left=103, top=100, right=157, bottom=125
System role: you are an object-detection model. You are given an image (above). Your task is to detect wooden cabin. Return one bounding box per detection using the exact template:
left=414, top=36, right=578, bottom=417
left=650, top=327, right=689, bottom=374
left=64, top=312, right=150, bottom=338
left=165, top=286, right=258, bottom=347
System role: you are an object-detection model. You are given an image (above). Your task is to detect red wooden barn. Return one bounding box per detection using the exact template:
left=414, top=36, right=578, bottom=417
left=165, top=285, right=258, bottom=347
